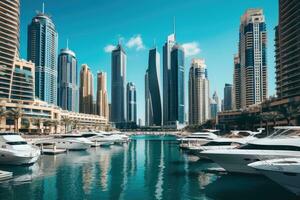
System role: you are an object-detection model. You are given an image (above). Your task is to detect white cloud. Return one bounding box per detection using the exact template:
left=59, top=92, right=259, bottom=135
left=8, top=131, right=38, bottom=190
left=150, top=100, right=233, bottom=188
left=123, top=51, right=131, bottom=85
left=182, top=42, right=201, bottom=57
left=104, top=44, right=116, bottom=53
left=126, top=35, right=145, bottom=51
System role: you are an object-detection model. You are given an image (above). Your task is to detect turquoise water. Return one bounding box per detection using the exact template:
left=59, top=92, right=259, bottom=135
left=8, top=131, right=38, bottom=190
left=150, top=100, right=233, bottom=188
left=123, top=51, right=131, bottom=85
left=0, top=135, right=297, bottom=200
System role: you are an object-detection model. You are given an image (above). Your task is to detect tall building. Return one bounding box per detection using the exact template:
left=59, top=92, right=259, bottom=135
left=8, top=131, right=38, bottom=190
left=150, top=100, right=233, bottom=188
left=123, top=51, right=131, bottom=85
left=79, top=64, right=93, bottom=114
left=238, top=9, right=267, bottom=108
left=163, top=34, right=176, bottom=125
left=169, top=44, right=185, bottom=125
left=27, top=9, right=58, bottom=105
left=145, top=48, right=162, bottom=126
left=127, top=82, right=136, bottom=123
left=188, top=59, right=210, bottom=125
left=111, top=44, right=126, bottom=123
left=0, top=0, right=18, bottom=99
left=210, top=98, right=218, bottom=119
left=212, top=91, right=221, bottom=112
left=96, top=72, right=109, bottom=119
left=57, top=47, right=78, bottom=112
left=275, top=0, right=300, bottom=99
left=233, top=55, right=241, bottom=109
left=224, top=83, right=233, bottom=111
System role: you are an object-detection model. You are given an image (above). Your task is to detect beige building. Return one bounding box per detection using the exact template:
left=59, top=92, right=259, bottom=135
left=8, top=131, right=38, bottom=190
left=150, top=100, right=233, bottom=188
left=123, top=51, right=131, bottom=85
left=79, top=64, right=94, bottom=114
left=96, top=72, right=109, bottom=119
left=188, top=59, right=210, bottom=125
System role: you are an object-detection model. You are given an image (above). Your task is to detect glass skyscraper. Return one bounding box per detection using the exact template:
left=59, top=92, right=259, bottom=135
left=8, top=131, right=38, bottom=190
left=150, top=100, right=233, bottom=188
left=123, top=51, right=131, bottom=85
left=27, top=10, right=58, bottom=105
left=57, top=47, right=78, bottom=112
left=145, top=47, right=162, bottom=126
left=169, top=44, right=185, bottom=125
left=127, top=82, right=136, bottom=123
left=224, top=83, right=233, bottom=111
left=238, top=9, right=267, bottom=108
left=163, top=34, right=176, bottom=125
left=111, top=44, right=127, bottom=123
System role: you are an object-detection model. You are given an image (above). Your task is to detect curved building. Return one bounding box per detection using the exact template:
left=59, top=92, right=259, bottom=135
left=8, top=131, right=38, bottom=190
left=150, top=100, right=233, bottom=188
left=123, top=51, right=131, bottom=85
left=57, top=48, right=78, bottom=112
left=27, top=11, right=58, bottom=105
left=0, top=0, right=20, bottom=99
left=145, top=48, right=162, bottom=126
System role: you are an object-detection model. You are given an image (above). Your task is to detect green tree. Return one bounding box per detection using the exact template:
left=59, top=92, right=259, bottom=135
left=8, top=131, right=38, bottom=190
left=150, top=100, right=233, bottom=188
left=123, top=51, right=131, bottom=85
left=61, top=116, right=71, bottom=134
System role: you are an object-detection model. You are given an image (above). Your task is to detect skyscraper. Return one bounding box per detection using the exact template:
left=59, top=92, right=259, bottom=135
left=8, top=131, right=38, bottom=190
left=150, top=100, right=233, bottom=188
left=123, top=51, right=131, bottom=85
left=275, top=0, right=300, bottom=99
left=169, top=44, right=185, bottom=125
left=96, top=72, right=109, bottom=119
left=233, top=55, right=241, bottom=109
left=212, top=91, right=221, bottom=112
left=210, top=98, right=218, bottom=119
left=145, top=48, right=162, bottom=126
left=224, top=83, right=233, bottom=111
left=111, top=44, right=127, bottom=123
left=57, top=47, right=78, bottom=112
left=127, top=82, right=136, bottom=123
left=163, top=34, right=176, bottom=125
left=238, top=9, right=267, bottom=108
left=79, top=64, right=93, bottom=114
left=188, top=59, right=210, bottom=125
left=27, top=8, right=58, bottom=104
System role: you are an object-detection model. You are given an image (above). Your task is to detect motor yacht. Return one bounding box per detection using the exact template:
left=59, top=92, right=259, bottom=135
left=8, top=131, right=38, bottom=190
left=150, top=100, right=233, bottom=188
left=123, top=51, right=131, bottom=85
left=199, top=127, right=300, bottom=174
left=81, top=131, right=114, bottom=147
left=178, top=129, right=219, bottom=149
left=189, top=129, right=264, bottom=155
left=248, top=158, right=300, bottom=196
left=0, top=132, right=41, bottom=165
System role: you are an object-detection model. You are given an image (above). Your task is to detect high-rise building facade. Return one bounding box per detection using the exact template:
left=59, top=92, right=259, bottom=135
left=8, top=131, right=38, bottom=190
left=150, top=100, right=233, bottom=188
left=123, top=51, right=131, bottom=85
left=0, top=0, right=20, bottom=99
left=79, top=64, right=93, bottom=114
left=188, top=59, right=210, bottom=125
left=233, top=55, right=241, bottom=109
left=57, top=47, right=78, bottom=112
left=27, top=10, right=58, bottom=105
left=96, top=72, right=109, bottom=120
left=275, top=0, right=300, bottom=99
left=210, top=98, right=218, bottom=119
left=111, top=44, right=127, bottom=123
left=224, top=83, right=233, bottom=111
left=163, top=34, right=176, bottom=125
left=145, top=48, right=162, bottom=126
left=238, top=9, right=267, bottom=108
left=212, top=91, right=221, bottom=112
left=127, top=82, right=136, bottom=123
left=169, top=44, right=185, bottom=125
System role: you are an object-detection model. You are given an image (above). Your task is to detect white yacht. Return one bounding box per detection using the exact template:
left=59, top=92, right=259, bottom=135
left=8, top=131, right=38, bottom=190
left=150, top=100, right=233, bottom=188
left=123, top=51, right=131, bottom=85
left=0, top=132, right=40, bottom=165
left=178, top=130, right=219, bottom=149
left=249, top=158, right=300, bottom=196
left=49, top=133, right=93, bottom=150
left=81, top=131, right=114, bottom=147
left=199, top=127, right=300, bottom=174
left=189, top=129, right=264, bottom=155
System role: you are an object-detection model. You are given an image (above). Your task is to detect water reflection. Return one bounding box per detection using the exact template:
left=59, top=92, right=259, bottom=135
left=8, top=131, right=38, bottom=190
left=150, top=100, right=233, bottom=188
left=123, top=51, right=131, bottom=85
left=0, top=136, right=298, bottom=200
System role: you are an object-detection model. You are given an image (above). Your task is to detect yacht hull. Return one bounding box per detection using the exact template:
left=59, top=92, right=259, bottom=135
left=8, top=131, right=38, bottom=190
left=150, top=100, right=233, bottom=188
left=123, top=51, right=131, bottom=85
left=0, top=149, right=40, bottom=165
left=259, top=170, right=300, bottom=196
left=55, top=142, right=91, bottom=150
left=200, top=150, right=300, bottom=174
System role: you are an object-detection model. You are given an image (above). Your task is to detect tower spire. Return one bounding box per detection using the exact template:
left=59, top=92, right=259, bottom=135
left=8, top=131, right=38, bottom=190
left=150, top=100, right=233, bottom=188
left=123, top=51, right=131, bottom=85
left=66, top=38, right=69, bottom=49
left=42, top=2, right=45, bottom=14
left=173, top=16, right=176, bottom=36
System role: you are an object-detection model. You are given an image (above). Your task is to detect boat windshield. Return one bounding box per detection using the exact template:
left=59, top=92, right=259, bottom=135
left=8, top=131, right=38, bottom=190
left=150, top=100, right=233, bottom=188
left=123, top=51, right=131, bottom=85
left=269, top=128, right=300, bottom=138
left=6, top=141, right=27, bottom=145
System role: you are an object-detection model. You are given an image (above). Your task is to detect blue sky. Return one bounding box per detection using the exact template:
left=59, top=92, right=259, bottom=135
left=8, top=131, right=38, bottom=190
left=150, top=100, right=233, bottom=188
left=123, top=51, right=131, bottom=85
left=20, top=0, right=278, bottom=123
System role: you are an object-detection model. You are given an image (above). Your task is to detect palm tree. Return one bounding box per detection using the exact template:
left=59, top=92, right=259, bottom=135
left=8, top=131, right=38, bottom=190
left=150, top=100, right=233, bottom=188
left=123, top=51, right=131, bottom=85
left=9, top=107, right=23, bottom=133
left=278, top=103, right=300, bottom=125
left=61, top=116, right=71, bottom=134
left=32, top=118, right=44, bottom=134
left=51, top=120, right=59, bottom=134
left=72, top=119, right=79, bottom=130
left=0, top=106, right=8, bottom=130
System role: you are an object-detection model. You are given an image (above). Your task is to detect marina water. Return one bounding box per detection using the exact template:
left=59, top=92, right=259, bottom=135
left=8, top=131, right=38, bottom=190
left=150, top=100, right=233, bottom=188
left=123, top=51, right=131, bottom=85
left=0, top=135, right=297, bottom=200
